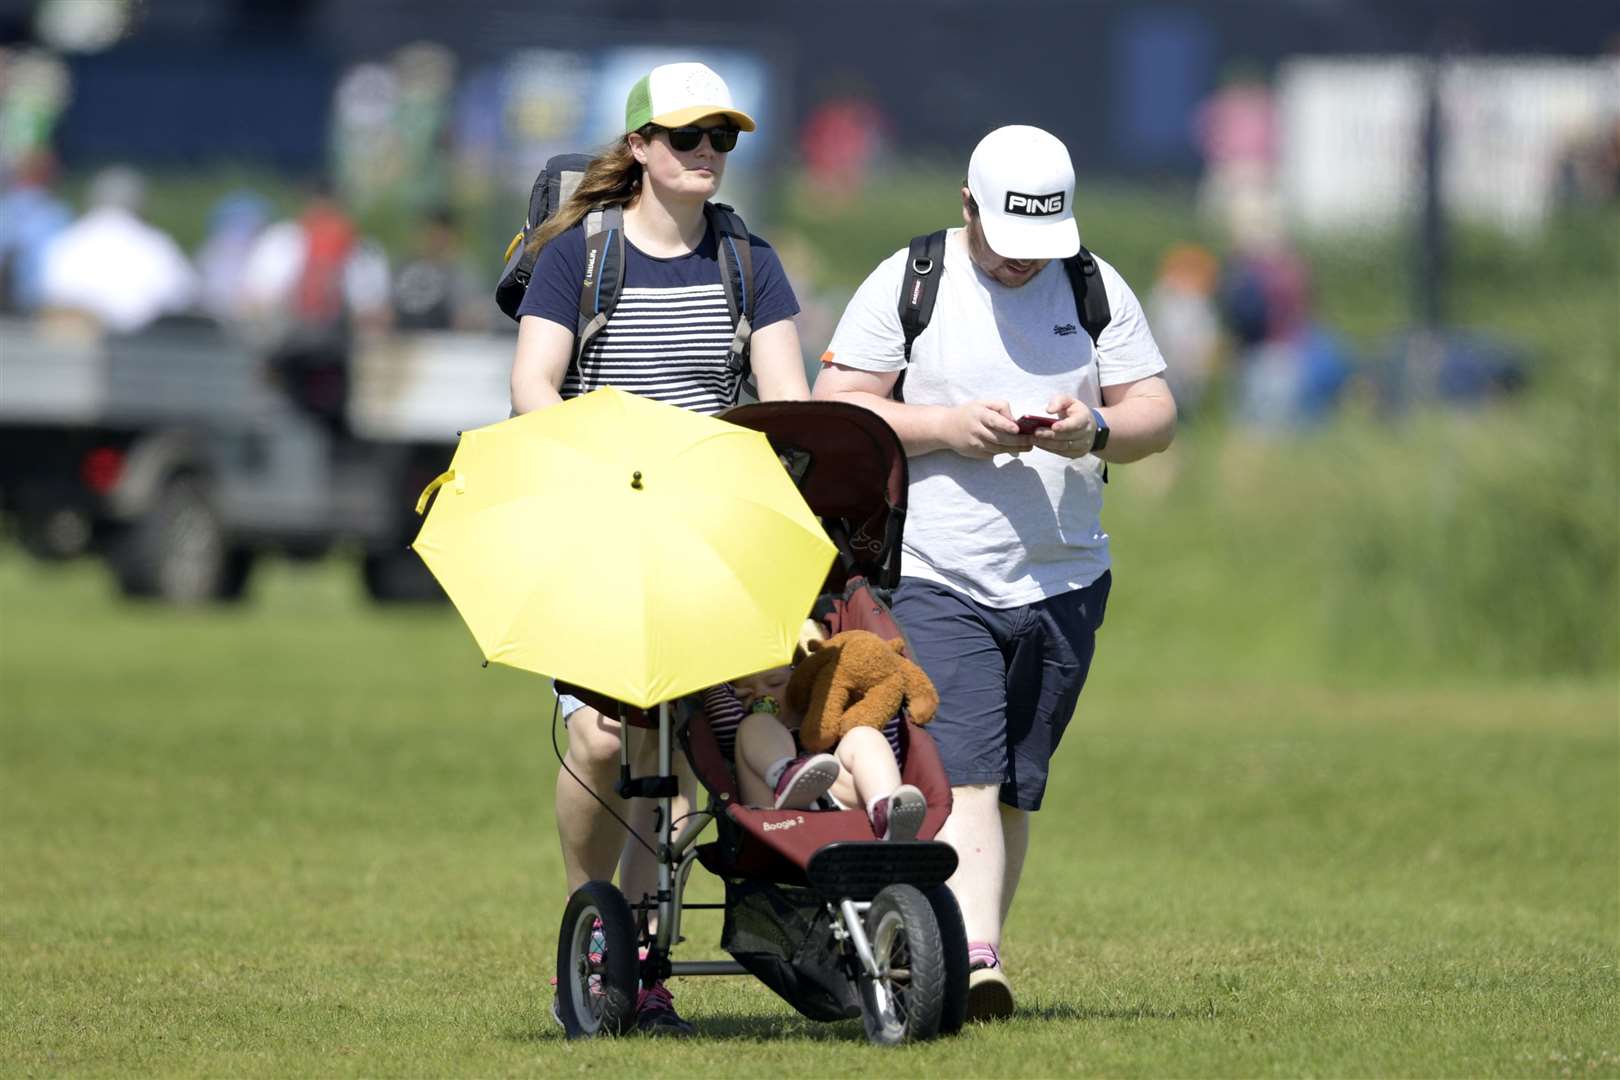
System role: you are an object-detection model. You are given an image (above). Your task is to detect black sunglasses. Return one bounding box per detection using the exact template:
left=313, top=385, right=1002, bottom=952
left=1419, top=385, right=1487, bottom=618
left=647, top=124, right=740, bottom=153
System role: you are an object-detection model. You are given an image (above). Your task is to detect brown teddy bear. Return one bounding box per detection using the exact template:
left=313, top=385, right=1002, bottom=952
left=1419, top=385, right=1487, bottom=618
left=786, top=630, right=939, bottom=753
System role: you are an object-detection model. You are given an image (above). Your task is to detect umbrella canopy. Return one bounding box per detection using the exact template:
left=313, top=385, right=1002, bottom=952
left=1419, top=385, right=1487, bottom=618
left=411, top=387, right=836, bottom=708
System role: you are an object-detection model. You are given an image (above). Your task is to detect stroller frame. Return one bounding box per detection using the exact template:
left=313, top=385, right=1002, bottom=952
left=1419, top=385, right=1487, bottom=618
left=554, top=403, right=969, bottom=1045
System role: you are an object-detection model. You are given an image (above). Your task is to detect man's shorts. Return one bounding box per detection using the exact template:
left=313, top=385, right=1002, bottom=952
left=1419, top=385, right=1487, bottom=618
left=891, top=572, right=1111, bottom=812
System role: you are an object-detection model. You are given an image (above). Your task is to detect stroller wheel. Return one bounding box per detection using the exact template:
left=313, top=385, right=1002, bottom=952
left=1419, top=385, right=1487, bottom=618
left=923, top=885, right=970, bottom=1036
left=859, top=884, right=947, bottom=1045
left=555, top=881, right=639, bottom=1039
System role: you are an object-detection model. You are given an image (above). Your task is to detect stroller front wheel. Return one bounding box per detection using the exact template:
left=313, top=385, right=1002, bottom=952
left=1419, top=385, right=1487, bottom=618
left=859, top=884, right=947, bottom=1044
left=555, top=881, right=639, bottom=1039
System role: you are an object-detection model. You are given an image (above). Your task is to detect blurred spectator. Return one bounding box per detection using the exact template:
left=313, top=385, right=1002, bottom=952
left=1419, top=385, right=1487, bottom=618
left=194, top=190, right=271, bottom=324
left=240, top=182, right=391, bottom=336
left=0, top=49, right=72, bottom=171
left=391, top=208, right=484, bottom=331
left=1193, top=64, right=1276, bottom=241
left=0, top=149, right=71, bottom=313
left=38, top=165, right=198, bottom=333
left=1145, top=243, right=1222, bottom=419
left=1218, top=204, right=1350, bottom=431
left=240, top=183, right=390, bottom=429
left=799, top=90, right=890, bottom=205
left=1555, top=117, right=1620, bottom=207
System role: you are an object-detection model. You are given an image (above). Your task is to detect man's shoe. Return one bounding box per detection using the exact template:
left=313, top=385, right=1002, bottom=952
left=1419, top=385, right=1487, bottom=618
left=633, top=983, right=696, bottom=1036
left=965, top=942, right=1015, bottom=1020
left=773, top=753, right=840, bottom=810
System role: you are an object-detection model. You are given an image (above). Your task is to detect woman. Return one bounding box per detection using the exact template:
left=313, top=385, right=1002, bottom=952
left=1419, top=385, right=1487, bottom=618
left=511, top=62, right=808, bottom=1036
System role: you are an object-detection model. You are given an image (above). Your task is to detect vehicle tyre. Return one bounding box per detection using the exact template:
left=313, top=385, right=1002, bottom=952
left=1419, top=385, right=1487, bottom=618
left=361, top=549, right=444, bottom=603
left=16, top=505, right=93, bottom=561
left=556, top=881, right=639, bottom=1039
left=112, top=475, right=249, bottom=604
left=924, top=884, right=970, bottom=1036
left=859, top=883, right=946, bottom=1045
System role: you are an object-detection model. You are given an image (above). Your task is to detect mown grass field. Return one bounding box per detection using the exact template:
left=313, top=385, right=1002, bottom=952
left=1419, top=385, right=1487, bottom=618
left=3, top=547, right=1615, bottom=1076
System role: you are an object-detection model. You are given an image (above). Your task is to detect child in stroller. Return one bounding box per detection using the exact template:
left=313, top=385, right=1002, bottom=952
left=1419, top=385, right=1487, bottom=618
left=708, top=647, right=930, bottom=839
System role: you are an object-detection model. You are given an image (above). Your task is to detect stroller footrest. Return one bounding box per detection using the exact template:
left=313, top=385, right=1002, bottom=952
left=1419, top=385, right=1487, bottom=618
left=804, top=840, right=958, bottom=901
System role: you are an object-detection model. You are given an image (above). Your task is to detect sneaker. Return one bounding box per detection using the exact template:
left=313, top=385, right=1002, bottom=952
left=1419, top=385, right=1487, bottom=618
left=965, top=942, right=1015, bottom=1020
left=772, top=753, right=840, bottom=810
left=634, top=982, right=696, bottom=1037
left=871, top=784, right=927, bottom=841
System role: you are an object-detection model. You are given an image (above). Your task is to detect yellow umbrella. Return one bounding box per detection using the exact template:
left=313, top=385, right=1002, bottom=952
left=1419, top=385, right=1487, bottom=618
left=410, top=387, right=836, bottom=709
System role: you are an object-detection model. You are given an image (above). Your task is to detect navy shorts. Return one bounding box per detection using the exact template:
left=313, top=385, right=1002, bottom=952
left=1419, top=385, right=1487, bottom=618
left=892, top=572, right=1111, bottom=812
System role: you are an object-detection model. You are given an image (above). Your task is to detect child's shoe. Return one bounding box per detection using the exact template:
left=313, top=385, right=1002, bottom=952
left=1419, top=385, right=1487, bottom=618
left=772, top=753, right=840, bottom=809
left=870, top=784, right=926, bottom=840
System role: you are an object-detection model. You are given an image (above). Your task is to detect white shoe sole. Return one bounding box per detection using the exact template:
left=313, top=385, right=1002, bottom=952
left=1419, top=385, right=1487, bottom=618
left=883, top=784, right=927, bottom=841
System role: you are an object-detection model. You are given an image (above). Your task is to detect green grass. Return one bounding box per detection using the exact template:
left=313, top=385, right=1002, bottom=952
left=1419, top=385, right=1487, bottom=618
left=2, top=551, right=1616, bottom=1076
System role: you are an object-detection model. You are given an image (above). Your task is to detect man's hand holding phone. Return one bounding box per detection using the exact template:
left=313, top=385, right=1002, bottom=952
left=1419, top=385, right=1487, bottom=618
left=1032, top=395, right=1100, bottom=459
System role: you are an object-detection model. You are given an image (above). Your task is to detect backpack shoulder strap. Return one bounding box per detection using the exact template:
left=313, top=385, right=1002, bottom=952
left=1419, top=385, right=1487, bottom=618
left=891, top=230, right=947, bottom=402
left=574, top=205, right=626, bottom=361
left=705, top=202, right=755, bottom=379
left=898, top=230, right=948, bottom=362
left=1062, top=245, right=1112, bottom=348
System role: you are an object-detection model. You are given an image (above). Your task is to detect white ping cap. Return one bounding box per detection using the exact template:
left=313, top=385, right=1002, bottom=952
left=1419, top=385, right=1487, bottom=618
left=967, top=125, right=1080, bottom=260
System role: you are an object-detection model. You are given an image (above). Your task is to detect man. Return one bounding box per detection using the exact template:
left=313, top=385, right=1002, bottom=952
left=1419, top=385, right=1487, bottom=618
left=812, top=125, right=1176, bottom=1020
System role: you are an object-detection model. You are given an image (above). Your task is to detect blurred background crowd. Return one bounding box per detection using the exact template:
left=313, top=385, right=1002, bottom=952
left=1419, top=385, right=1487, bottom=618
left=0, top=0, right=1615, bottom=676
left=2, top=0, right=1615, bottom=417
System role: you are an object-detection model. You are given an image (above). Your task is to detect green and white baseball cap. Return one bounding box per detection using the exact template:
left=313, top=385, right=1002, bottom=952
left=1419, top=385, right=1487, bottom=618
left=624, top=62, right=756, bottom=134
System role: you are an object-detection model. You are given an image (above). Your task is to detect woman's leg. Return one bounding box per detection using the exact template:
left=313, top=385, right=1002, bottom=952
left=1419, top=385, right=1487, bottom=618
left=555, top=704, right=633, bottom=893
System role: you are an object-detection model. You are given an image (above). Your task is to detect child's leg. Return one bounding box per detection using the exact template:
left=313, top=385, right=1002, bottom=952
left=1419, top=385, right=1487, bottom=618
left=735, top=713, right=798, bottom=807
left=832, top=726, right=927, bottom=840
left=831, top=725, right=901, bottom=810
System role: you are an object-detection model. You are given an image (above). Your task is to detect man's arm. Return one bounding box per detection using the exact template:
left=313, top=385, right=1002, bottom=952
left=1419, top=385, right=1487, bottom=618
left=812, top=362, right=1034, bottom=459
left=1033, top=374, right=1177, bottom=463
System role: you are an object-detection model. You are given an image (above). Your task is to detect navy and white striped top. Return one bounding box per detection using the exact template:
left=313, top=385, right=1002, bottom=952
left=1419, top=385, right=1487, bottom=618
left=517, top=219, right=799, bottom=415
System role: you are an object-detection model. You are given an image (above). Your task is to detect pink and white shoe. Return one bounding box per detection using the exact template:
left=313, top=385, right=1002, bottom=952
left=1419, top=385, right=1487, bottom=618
left=772, top=753, right=840, bottom=810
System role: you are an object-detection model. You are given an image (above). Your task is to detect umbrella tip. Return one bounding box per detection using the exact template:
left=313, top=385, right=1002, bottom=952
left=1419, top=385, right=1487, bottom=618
left=631, top=470, right=643, bottom=490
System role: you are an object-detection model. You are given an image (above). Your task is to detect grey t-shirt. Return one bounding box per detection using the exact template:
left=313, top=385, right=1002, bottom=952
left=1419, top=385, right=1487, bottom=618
left=822, top=229, right=1166, bottom=607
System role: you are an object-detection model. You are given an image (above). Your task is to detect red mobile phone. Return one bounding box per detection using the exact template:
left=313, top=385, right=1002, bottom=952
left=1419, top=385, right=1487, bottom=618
left=1016, top=414, right=1058, bottom=435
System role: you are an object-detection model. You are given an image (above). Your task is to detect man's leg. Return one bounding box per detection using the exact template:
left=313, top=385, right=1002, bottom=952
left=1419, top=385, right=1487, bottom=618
left=937, top=782, right=1007, bottom=946
left=999, top=802, right=1030, bottom=928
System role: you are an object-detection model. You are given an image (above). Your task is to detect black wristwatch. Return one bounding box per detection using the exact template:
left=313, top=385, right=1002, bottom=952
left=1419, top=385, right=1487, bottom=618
left=1089, top=407, right=1110, bottom=452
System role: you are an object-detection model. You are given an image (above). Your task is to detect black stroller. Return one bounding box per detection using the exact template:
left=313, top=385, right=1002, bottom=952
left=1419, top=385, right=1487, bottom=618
left=553, top=401, right=970, bottom=1044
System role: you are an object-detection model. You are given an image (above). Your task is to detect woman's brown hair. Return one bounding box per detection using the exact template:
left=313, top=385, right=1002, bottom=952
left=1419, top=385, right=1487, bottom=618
left=525, top=136, right=642, bottom=256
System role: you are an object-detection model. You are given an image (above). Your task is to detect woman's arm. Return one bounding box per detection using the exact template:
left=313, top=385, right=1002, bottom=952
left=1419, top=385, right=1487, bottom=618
left=747, top=318, right=810, bottom=401
left=509, top=315, right=576, bottom=414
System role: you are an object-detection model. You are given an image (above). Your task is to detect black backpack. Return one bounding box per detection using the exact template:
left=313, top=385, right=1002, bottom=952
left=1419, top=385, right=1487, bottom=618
left=893, top=229, right=1112, bottom=393
left=495, top=153, right=757, bottom=376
